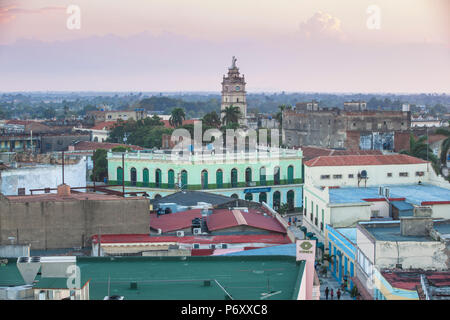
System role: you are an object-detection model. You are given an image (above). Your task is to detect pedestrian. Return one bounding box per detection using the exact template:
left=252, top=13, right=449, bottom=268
left=330, top=289, right=334, bottom=300
left=337, top=289, right=341, bottom=300
left=324, top=287, right=329, bottom=300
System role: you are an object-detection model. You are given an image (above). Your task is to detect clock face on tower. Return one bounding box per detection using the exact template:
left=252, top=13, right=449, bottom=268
left=235, top=86, right=240, bottom=91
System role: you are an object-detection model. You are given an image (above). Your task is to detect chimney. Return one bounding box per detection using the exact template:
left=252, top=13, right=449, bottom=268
left=57, top=184, right=71, bottom=197
left=400, top=207, right=433, bottom=237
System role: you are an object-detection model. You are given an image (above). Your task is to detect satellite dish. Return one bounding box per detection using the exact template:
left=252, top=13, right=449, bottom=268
left=360, top=170, right=367, bottom=178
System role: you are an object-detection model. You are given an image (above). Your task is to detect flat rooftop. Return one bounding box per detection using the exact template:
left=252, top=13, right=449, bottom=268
left=0, top=256, right=305, bottom=300
left=363, top=224, right=433, bottom=242
left=328, top=184, right=450, bottom=206
left=360, top=220, right=450, bottom=242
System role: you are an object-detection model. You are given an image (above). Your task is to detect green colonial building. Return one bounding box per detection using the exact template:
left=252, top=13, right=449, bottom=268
left=107, top=147, right=304, bottom=211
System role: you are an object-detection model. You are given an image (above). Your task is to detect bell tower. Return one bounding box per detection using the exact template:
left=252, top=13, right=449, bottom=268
left=221, top=56, right=247, bottom=123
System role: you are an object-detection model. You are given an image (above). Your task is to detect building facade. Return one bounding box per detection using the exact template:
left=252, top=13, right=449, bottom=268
left=282, top=106, right=411, bottom=151
left=107, top=147, right=303, bottom=211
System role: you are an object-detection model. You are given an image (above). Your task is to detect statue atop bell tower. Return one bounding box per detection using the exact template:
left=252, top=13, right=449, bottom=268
left=221, top=56, right=247, bottom=124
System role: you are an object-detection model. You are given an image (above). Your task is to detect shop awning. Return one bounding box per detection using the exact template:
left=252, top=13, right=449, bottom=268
left=310, top=236, right=318, bottom=241
left=300, top=226, right=307, bottom=233
left=317, top=242, right=324, bottom=249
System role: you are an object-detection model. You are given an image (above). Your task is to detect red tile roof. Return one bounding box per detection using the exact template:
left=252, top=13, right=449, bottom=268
left=73, top=141, right=144, bottom=151
left=149, top=208, right=287, bottom=234
left=150, top=209, right=202, bottom=233
left=207, top=209, right=287, bottom=234
left=305, top=154, right=428, bottom=167
left=90, top=121, right=117, bottom=130
left=91, top=233, right=291, bottom=245
left=162, top=119, right=198, bottom=128
left=300, top=146, right=383, bottom=161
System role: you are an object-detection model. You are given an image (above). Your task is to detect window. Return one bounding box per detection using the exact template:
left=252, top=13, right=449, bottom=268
left=155, top=169, right=161, bottom=188
left=333, top=174, right=342, bottom=179
left=287, top=165, right=294, bottom=184
left=201, top=170, right=208, bottom=189
left=387, top=173, right=393, bottom=177
left=348, top=174, right=354, bottom=178
left=320, top=175, right=330, bottom=180
left=216, top=169, right=223, bottom=188
left=210, top=244, right=216, bottom=249
left=168, top=169, right=175, bottom=188
left=231, top=168, right=238, bottom=188
left=274, top=167, right=280, bottom=185
left=193, top=244, right=200, bottom=249
left=260, top=167, right=266, bottom=186
left=399, top=172, right=408, bottom=177
left=221, top=244, right=228, bottom=249
left=416, top=171, right=424, bottom=176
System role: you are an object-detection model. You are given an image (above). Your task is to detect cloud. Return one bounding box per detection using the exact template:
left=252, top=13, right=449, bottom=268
left=0, top=5, right=65, bottom=24
left=298, top=11, right=346, bottom=41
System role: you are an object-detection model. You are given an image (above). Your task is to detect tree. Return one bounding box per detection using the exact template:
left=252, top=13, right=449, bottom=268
left=400, top=133, right=439, bottom=173
left=274, top=104, right=292, bottom=128
left=221, top=105, right=241, bottom=125
left=202, top=111, right=221, bottom=128
left=91, top=149, right=108, bottom=182
left=169, top=107, right=186, bottom=128
left=277, top=203, right=290, bottom=215
left=435, top=128, right=450, bottom=170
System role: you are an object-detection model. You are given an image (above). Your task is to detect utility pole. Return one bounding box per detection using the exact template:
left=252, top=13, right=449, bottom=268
left=62, top=151, right=65, bottom=185
left=122, top=153, right=125, bottom=197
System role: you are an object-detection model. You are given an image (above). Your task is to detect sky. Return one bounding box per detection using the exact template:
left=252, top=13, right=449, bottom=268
left=0, top=0, right=449, bottom=92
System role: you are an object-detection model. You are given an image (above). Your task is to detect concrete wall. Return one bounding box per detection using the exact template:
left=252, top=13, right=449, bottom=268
left=0, top=197, right=150, bottom=250
left=0, top=244, right=30, bottom=258
left=330, top=205, right=371, bottom=228
left=375, top=240, right=449, bottom=270
left=0, top=158, right=87, bottom=196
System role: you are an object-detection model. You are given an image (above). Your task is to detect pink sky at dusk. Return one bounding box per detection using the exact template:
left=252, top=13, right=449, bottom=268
left=0, top=0, right=448, bottom=92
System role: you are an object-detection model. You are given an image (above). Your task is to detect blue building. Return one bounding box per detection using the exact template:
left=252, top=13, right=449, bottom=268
left=325, top=225, right=357, bottom=292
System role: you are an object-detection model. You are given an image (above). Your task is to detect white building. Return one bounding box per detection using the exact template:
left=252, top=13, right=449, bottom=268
left=301, top=154, right=450, bottom=245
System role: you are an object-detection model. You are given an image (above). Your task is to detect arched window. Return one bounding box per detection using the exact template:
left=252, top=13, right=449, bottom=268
left=231, top=168, right=238, bottom=188
left=287, top=165, right=294, bottom=184
left=287, top=190, right=295, bottom=212
left=274, top=166, right=280, bottom=185
left=201, top=170, right=208, bottom=189
left=130, top=168, right=137, bottom=186
left=260, top=167, right=266, bottom=186
left=259, top=192, right=267, bottom=203
left=143, top=168, right=149, bottom=187
left=216, top=169, right=223, bottom=188
left=155, top=169, right=162, bottom=188
left=117, top=167, right=123, bottom=183
left=181, top=170, right=188, bottom=188
left=273, top=191, right=281, bottom=211
left=245, top=193, right=253, bottom=201
left=245, top=167, right=252, bottom=186
left=168, top=169, right=175, bottom=189
left=231, top=193, right=239, bottom=199
left=154, top=194, right=162, bottom=200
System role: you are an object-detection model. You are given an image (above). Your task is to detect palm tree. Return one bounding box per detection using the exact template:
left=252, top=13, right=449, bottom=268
left=202, top=111, right=221, bottom=128
left=169, top=108, right=186, bottom=128
left=221, top=105, right=241, bottom=125
left=275, top=104, right=292, bottom=128
left=435, top=128, right=450, bottom=169
left=400, top=133, right=439, bottom=173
